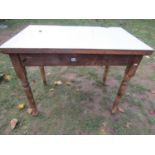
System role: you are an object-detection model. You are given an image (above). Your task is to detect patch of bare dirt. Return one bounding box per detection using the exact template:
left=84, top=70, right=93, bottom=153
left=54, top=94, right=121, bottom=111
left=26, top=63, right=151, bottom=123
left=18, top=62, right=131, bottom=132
left=107, top=79, right=119, bottom=88
left=72, top=76, right=113, bottom=118
left=62, top=73, right=77, bottom=82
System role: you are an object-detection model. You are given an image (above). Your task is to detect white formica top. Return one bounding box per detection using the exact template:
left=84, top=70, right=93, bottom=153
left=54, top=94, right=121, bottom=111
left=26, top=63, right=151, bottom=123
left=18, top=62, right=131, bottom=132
left=0, top=25, right=153, bottom=51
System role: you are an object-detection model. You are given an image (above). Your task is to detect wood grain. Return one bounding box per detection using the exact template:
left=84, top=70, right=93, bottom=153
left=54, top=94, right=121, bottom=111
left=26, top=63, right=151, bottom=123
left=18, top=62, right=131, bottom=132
left=9, top=54, right=38, bottom=116
left=20, top=54, right=137, bottom=66
left=1, top=48, right=153, bottom=55
left=112, top=55, right=143, bottom=113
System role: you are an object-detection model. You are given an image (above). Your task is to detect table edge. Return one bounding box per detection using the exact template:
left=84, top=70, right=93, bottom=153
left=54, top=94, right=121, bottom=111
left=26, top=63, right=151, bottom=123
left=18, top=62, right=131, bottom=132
left=0, top=48, right=153, bottom=55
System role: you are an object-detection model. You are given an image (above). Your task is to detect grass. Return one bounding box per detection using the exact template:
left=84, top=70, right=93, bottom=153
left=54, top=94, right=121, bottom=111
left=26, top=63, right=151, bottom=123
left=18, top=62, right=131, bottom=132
left=0, top=19, right=155, bottom=134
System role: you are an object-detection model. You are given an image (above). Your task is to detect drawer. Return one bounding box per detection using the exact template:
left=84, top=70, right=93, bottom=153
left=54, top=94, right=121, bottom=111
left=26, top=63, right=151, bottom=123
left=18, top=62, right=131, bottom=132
left=20, top=54, right=134, bottom=66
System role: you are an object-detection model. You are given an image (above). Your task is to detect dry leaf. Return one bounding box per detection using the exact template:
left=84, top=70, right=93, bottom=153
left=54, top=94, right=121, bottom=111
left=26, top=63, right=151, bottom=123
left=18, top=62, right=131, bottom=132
left=145, top=56, right=150, bottom=59
left=126, top=122, right=132, bottom=128
left=47, top=72, right=51, bottom=76
left=27, top=108, right=33, bottom=114
left=65, top=81, right=72, bottom=86
left=10, top=118, right=18, bottom=130
left=102, top=122, right=107, bottom=127
left=118, top=107, right=125, bottom=113
left=54, top=80, right=62, bottom=86
left=16, top=103, right=25, bottom=110
left=3, top=74, right=11, bottom=81
left=49, top=88, right=54, bottom=92
left=99, top=127, right=109, bottom=134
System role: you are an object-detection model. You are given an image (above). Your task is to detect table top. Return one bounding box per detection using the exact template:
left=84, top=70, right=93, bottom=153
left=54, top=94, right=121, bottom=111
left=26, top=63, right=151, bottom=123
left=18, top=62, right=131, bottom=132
left=0, top=25, right=153, bottom=55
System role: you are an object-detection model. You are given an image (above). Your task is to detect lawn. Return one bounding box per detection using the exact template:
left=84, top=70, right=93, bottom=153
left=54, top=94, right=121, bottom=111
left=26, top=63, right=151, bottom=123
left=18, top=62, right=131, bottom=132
left=0, top=19, right=155, bottom=134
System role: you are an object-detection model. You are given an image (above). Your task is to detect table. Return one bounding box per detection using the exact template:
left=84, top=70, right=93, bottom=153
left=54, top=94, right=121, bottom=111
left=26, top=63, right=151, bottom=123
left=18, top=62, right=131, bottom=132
left=0, top=25, right=153, bottom=116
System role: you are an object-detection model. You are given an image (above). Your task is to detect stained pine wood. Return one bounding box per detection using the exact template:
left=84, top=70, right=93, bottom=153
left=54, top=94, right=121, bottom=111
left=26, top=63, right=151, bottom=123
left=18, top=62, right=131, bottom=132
left=9, top=54, right=38, bottom=116
left=0, top=48, right=153, bottom=55
left=0, top=25, right=154, bottom=115
left=20, top=54, right=138, bottom=66
left=112, top=56, right=143, bottom=113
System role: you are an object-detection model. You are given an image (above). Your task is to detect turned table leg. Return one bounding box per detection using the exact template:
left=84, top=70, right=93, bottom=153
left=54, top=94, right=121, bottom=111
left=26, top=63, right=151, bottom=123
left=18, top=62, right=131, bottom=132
left=40, top=66, right=47, bottom=85
left=103, top=65, right=109, bottom=84
left=9, top=54, right=38, bottom=116
left=112, top=56, right=142, bottom=113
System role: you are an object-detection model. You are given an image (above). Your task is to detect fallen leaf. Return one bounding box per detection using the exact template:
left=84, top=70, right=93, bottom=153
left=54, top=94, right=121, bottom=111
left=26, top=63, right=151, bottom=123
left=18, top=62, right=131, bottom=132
left=10, top=118, right=18, bottom=130
left=16, top=103, right=25, bottom=110
left=99, top=127, right=109, bottom=134
left=47, top=72, right=51, bottom=76
left=101, top=122, right=107, bottom=127
left=27, top=108, right=33, bottom=114
left=54, top=80, right=62, bottom=86
left=118, top=107, right=125, bottom=113
left=145, top=56, right=150, bottom=59
left=125, top=122, right=132, bottom=128
left=65, top=81, right=72, bottom=86
left=3, top=74, right=11, bottom=81
left=49, top=88, right=54, bottom=91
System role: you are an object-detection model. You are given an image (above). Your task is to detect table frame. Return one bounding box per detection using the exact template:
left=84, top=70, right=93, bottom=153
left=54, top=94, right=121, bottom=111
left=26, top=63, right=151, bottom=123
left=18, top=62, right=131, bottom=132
left=8, top=52, right=143, bottom=116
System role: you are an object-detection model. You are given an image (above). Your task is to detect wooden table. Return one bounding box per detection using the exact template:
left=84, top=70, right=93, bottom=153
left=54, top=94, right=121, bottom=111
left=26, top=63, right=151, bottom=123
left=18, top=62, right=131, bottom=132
left=0, top=25, right=153, bottom=116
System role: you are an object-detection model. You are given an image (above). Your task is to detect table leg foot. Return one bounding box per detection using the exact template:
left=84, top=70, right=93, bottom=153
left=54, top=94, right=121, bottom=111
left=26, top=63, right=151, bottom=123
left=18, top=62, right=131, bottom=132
left=32, top=109, right=39, bottom=116
left=112, top=106, right=125, bottom=113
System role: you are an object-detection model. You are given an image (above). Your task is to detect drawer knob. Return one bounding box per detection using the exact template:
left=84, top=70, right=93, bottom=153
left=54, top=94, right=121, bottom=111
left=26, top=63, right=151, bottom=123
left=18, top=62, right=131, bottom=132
left=70, top=57, right=77, bottom=62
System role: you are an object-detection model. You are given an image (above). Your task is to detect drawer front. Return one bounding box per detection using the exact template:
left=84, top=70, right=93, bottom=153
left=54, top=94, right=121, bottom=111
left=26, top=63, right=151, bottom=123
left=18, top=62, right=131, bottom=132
left=20, top=54, right=134, bottom=66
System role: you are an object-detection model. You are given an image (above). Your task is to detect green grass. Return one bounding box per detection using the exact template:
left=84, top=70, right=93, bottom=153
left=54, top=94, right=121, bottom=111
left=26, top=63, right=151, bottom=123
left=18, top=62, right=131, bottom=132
left=148, top=117, right=155, bottom=125
left=0, top=19, right=155, bottom=134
